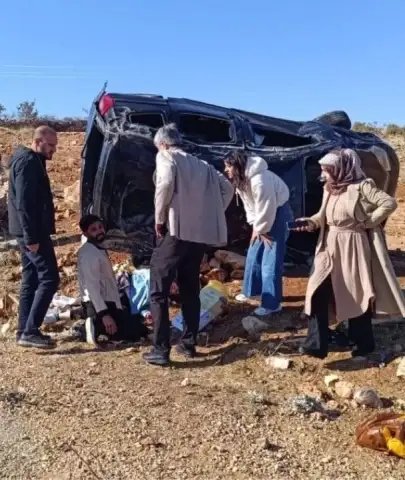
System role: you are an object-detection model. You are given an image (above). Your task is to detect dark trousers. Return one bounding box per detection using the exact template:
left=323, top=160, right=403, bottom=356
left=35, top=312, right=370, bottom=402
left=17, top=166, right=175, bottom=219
left=17, top=236, right=59, bottom=337
left=303, top=277, right=375, bottom=357
left=84, top=301, right=149, bottom=341
left=150, top=235, right=206, bottom=352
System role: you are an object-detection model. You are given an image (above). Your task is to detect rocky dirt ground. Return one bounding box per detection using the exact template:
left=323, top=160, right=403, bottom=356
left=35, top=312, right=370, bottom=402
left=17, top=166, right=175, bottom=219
left=0, top=127, right=405, bottom=479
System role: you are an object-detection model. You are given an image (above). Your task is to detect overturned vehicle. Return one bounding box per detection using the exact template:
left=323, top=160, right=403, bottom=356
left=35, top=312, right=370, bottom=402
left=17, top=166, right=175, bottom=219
left=81, top=85, right=399, bottom=265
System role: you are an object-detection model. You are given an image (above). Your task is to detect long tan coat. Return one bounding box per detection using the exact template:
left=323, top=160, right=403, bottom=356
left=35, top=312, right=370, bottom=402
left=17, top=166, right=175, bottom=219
left=304, top=179, right=405, bottom=320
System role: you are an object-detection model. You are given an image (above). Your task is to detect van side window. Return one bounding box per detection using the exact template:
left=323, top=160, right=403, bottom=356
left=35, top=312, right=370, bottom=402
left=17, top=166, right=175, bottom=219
left=128, top=112, right=165, bottom=130
left=250, top=123, right=312, bottom=148
left=178, top=114, right=234, bottom=143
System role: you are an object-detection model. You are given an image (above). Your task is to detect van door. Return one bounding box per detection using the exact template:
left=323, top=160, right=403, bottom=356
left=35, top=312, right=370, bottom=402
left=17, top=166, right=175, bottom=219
left=80, top=83, right=108, bottom=216
left=97, top=102, right=171, bottom=256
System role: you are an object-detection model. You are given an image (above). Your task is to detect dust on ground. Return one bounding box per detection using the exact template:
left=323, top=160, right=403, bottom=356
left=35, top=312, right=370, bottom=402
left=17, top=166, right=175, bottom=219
left=0, top=128, right=405, bottom=479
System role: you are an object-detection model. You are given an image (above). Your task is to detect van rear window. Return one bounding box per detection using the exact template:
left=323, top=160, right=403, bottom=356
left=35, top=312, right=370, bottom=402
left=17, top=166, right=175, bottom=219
left=128, top=112, right=165, bottom=130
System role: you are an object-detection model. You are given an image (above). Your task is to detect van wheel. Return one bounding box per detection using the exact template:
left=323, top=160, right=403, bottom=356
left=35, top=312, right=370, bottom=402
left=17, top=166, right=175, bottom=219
left=313, top=110, right=352, bottom=130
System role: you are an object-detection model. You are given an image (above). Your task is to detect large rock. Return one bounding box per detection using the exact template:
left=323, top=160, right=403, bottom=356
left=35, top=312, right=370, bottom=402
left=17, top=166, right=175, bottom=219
left=214, top=250, right=246, bottom=270
left=265, top=356, right=291, bottom=370
left=0, top=181, right=7, bottom=219
left=334, top=381, right=355, bottom=399
left=353, top=388, right=383, bottom=409
left=64, top=180, right=80, bottom=208
left=0, top=163, right=8, bottom=220
left=397, top=357, right=405, bottom=377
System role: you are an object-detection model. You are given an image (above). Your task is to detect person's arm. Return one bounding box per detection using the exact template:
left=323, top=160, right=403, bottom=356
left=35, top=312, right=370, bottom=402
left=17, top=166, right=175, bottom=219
left=361, top=180, right=397, bottom=228
left=216, top=170, right=234, bottom=210
left=78, top=250, right=107, bottom=314
left=154, top=151, right=176, bottom=225
left=251, top=177, right=277, bottom=234
left=14, top=159, right=40, bottom=246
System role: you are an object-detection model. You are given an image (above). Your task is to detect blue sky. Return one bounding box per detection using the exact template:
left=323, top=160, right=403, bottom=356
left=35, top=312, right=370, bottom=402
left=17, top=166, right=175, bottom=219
left=1, top=0, right=404, bottom=124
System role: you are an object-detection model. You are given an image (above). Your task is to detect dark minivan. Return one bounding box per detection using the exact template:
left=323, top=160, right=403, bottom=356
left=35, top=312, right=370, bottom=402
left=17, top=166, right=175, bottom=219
left=81, top=84, right=399, bottom=265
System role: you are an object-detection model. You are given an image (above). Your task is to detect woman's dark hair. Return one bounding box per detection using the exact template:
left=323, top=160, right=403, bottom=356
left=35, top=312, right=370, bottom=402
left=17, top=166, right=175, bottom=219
left=224, top=151, right=248, bottom=190
left=79, top=214, right=103, bottom=232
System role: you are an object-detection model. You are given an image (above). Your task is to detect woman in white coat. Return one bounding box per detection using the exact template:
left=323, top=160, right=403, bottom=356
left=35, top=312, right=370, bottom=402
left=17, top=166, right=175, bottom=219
left=224, top=151, right=293, bottom=316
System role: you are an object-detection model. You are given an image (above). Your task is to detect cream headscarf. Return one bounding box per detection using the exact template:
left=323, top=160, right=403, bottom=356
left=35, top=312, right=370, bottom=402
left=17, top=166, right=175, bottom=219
left=318, top=148, right=366, bottom=195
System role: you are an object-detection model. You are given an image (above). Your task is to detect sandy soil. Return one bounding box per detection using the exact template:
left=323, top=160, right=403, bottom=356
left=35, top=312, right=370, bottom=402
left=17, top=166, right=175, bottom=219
left=0, top=129, right=405, bottom=479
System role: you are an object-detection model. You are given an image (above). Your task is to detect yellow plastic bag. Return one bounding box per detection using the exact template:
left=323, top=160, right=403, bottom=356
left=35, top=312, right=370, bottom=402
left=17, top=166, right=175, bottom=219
left=383, top=426, right=405, bottom=459
left=206, top=279, right=228, bottom=298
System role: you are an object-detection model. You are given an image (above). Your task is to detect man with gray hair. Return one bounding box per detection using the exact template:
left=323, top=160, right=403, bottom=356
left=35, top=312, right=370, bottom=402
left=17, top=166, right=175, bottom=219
left=143, top=123, right=234, bottom=366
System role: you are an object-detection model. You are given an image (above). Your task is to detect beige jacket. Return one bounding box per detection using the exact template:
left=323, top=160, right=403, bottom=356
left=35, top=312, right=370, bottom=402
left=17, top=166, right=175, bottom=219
left=154, top=148, right=234, bottom=246
left=304, top=179, right=405, bottom=318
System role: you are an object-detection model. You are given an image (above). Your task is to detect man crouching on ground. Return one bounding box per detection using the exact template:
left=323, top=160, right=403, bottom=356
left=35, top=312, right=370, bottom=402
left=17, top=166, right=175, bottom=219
left=78, top=214, right=149, bottom=344
left=143, top=123, right=234, bottom=367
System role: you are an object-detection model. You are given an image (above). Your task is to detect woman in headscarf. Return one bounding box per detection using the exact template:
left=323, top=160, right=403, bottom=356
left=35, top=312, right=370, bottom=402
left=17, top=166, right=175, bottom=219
left=224, top=151, right=293, bottom=316
left=295, top=148, right=405, bottom=359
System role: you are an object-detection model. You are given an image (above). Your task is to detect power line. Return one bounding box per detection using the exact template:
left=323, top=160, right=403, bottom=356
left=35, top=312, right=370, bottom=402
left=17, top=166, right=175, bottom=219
left=0, top=73, right=103, bottom=79
left=1, top=64, right=84, bottom=69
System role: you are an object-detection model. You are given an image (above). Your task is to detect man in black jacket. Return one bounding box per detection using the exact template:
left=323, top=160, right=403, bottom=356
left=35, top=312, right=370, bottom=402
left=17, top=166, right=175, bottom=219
left=8, top=126, right=60, bottom=348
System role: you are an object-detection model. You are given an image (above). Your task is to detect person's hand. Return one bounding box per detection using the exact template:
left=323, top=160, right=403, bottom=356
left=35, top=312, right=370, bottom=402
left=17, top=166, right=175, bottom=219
left=155, top=224, right=166, bottom=239
left=294, top=218, right=316, bottom=232
left=102, top=315, right=117, bottom=336
left=259, top=233, right=273, bottom=248
left=26, top=243, right=39, bottom=253
left=250, top=230, right=259, bottom=245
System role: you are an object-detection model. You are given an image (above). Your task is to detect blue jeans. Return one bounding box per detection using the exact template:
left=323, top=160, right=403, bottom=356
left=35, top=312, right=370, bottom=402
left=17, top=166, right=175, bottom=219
left=243, top=202, right=293, bottom=310
left=17, top=237, right=60, bottom=337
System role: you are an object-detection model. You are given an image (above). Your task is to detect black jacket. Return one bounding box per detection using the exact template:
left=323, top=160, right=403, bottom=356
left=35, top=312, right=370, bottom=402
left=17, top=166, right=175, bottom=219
left=8, top=146, right=56, bottom=244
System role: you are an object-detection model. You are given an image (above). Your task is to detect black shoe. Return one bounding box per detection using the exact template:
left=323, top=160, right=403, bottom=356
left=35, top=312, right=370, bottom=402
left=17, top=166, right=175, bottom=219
left=142, top=348, right=170, bottom=367
left=176, top=343, right=197, bottom=358
left=17, top=334, right=55, bottom=349
left=17, top=331, right=52, bottom=343
left=39, top=332, right=52, bottom=341
left=328, top=329, right=353, bottom=348
left=351, top=346, right=375, bottom=358
left=298, top=346, right=327, bottom=360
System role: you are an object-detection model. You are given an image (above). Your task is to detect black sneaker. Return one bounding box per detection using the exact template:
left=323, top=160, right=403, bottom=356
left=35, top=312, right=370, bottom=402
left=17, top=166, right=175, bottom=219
left=351, top=346, right=375, bottom=358
left=298, top=346, right=327, bottom=360
left=16, top=332, right=51, bottom=343
left=328, top=329, right=353, bottom=348
left=17, top=334, right=54, bottom=349
left=142, top=348, right=170, bottom=367
left=176, top=343, right=197, bottom=358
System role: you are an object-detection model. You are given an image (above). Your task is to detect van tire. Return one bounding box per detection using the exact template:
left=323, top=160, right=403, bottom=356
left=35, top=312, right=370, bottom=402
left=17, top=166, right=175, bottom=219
left=313, top=110, right=352, bottom=130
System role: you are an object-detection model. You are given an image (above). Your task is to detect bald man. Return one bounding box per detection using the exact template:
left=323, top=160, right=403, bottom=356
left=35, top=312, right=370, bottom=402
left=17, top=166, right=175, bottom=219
left=8, top=126, right=60, bottom=348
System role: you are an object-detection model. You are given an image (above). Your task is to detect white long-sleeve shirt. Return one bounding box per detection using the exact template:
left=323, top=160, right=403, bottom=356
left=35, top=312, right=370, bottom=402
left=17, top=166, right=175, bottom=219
left=236, top=156, right=290, bottom=234
left=77, top=241, right=122, bottom=313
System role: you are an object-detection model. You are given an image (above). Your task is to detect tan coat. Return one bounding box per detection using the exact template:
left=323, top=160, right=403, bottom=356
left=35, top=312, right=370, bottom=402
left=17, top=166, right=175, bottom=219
left=304, top=179, right=405, bottom=320
left=154, top=148, right=234, bottom=246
